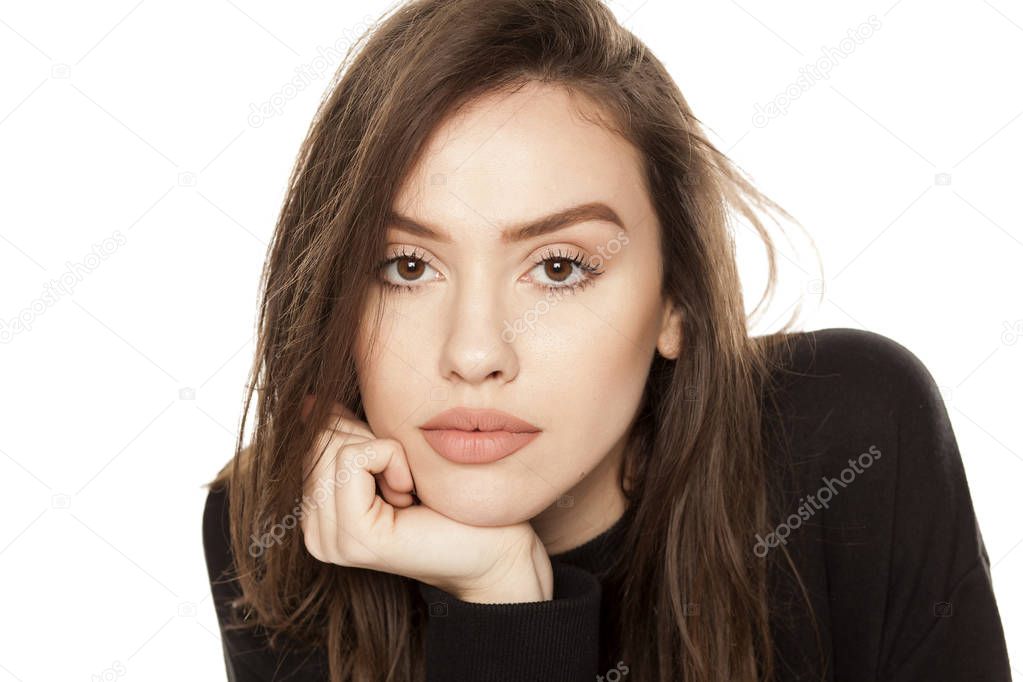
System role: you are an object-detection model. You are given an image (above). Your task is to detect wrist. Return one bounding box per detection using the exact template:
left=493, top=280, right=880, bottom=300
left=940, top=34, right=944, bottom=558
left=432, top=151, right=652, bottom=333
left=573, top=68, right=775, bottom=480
left=456, top=546, right=553, bottom=604
left=456, top=569, right=551, bottom=603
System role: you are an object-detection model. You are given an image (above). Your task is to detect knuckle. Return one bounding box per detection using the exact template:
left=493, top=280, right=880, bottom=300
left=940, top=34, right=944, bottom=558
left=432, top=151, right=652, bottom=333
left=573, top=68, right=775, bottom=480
left=367, top=438, right=398, bottom=463
left=340, top=441, right=379, bottom=471
left=377, top=437, right=401, bottom=453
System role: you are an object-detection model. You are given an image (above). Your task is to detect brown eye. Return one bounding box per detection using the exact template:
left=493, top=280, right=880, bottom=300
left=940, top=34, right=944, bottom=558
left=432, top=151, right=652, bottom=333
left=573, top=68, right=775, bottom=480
left=396, top=256, right=426, bottom=281
left=378, top=249, right=439, bottom=291
left=543, top=258, right=573, bottom=283
left=528, top=248, right=603, bottom=293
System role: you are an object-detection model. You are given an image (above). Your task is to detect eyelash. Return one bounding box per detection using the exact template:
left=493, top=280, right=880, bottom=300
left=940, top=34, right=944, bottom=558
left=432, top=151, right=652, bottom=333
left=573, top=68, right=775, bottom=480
left=374, top=246, right=604, bottom=295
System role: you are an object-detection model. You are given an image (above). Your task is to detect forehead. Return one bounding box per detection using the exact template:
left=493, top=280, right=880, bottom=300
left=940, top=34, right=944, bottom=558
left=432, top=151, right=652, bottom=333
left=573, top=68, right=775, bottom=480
left=393, top=83, right=650, bottom=234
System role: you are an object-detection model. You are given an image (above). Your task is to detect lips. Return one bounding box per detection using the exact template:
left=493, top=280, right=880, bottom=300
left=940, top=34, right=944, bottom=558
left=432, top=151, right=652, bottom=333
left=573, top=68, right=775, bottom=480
left=419, top=407, right=541, bottom=464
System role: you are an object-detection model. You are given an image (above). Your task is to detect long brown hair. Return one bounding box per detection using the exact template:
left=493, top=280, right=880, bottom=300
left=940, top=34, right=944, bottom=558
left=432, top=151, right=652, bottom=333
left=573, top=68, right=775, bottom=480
left=207, top=0, right=823, bottom=679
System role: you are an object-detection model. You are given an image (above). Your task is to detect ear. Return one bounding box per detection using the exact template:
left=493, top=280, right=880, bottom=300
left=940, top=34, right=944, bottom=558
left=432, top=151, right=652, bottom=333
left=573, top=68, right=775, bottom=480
left=656, top=299, right=683, bottom=360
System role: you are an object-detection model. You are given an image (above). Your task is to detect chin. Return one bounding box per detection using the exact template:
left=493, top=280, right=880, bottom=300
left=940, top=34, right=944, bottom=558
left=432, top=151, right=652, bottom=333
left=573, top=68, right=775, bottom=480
left=414, top=468, right=543, bottom=527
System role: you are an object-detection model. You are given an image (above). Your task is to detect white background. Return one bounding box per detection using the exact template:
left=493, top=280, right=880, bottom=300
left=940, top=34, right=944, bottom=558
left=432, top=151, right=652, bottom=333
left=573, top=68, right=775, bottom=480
left=1, top=1, right=1020, bottom=679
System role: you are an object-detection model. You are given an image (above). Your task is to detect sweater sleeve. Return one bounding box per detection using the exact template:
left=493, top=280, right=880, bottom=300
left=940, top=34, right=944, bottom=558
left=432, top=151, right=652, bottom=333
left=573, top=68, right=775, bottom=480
left=764, top=328, right=1013, bottom=681
left=415, top=559, right=602, bottom=682
left=871, top=334, right=1012, bottom=680
left=202, top=485, right=329, bottom=681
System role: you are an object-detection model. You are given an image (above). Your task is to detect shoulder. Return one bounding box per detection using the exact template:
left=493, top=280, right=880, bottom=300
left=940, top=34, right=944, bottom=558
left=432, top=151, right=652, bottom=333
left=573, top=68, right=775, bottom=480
left=759, top=330, right=1009, bottom=679
left=202, top=446, right=254, bottom=583
left=759, top=326, right=979, bottom=566
left=202, top=481, right=235, bottom=589
left=762, top=327, right=948, bottom=444
left=767, top=326, right=941, bottom=400
left=201, top=476, right=256, bottom=638
left=200, top=462, right=331, bottom=676
left=202, top=481, right=230, bottom=550
left=758, top=326, right=964, bottom=549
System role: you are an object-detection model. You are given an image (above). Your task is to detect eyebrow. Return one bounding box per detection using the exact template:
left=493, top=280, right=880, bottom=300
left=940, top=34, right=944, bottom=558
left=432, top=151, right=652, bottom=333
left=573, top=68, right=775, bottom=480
left=386, top=201, right=625, bottom=244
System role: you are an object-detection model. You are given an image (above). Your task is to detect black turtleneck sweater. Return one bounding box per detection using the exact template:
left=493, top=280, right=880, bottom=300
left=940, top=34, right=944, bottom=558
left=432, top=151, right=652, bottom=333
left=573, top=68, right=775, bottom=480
left=202, top=327, right=1012, bottom=681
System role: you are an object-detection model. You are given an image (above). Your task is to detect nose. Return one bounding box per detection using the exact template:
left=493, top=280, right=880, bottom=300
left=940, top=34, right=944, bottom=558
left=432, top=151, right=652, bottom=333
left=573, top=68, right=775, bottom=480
left=438, top=274, right=520, bottom=385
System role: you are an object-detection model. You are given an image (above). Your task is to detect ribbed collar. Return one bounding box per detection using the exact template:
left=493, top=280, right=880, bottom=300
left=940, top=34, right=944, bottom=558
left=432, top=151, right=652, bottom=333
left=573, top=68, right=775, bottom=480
left=548, top=502, right=635, bottom=577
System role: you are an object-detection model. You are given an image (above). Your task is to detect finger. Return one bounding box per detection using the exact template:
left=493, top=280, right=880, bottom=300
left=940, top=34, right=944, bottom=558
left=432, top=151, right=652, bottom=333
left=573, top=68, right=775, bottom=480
left=303, top=429, right=343, bottom=496
left=327, top=439, right=404, bottom=568
left=377, top=473, right=414, bottom=508
left=332, top=439, right=387, bottom=521
left=332, top=438, right=412, bottom=523
left=311, top=435, right=359, bottom=564
left=379, top=444, right=414, bottom=494
left=301, top=434, right=343, bottom=562
left=303, top=426, right=369, bottom=480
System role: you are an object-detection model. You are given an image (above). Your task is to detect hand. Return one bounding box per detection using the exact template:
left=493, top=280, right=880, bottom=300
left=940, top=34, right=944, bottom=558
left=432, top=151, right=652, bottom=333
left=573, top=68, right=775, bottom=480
left=298, top=396, right=554, bottom=604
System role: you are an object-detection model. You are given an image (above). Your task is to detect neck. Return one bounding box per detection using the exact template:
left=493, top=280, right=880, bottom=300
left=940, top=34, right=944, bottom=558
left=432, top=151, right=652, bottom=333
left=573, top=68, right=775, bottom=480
left=531, top=438, right=628, bottom=555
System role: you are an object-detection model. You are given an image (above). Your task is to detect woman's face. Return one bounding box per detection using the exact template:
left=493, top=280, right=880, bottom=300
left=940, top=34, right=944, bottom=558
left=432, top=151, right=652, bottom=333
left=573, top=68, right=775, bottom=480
left=355, top=82, right=681, bottom=530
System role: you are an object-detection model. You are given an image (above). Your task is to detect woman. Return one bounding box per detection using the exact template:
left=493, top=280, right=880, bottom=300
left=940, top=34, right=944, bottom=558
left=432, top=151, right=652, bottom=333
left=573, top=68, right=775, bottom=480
left=201, top=0, right=1011, bottom=680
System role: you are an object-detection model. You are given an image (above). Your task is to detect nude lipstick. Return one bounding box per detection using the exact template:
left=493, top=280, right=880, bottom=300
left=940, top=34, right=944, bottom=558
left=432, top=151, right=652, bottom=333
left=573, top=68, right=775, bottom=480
left=419, top=407, right=541, bottom=464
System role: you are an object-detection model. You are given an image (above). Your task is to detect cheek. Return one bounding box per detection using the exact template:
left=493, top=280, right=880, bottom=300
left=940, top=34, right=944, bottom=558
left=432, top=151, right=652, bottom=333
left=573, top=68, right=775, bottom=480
left=513, top=306, right=657, bottom=473
left=550, top=334, right=651, bottom=450
left=525, top=276, right=659, bottom=405
left=355, top=309, right=438, bottom=437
